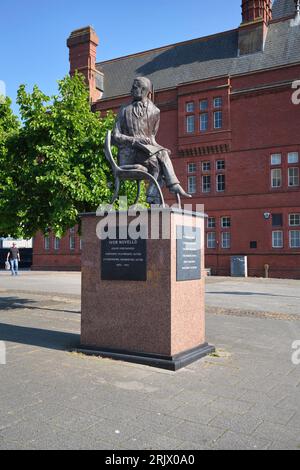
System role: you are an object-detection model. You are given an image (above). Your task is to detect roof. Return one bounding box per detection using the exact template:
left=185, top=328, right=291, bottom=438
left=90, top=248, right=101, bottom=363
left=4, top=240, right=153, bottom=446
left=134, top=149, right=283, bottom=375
left=97, top=0, right=300, bottom=99
left=272, top=0, right=296, bottom=19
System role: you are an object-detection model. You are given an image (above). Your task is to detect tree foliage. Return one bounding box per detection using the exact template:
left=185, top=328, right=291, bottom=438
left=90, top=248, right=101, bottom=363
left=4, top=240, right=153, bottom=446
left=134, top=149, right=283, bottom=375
left=0, top=74, right=143, bottom=238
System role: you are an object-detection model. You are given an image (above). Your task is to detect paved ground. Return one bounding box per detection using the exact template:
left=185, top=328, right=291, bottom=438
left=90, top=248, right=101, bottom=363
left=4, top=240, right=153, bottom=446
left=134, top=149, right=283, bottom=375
left=0, top=274, right=299, bottom=450
left=1, top=272, right=300, bottom=316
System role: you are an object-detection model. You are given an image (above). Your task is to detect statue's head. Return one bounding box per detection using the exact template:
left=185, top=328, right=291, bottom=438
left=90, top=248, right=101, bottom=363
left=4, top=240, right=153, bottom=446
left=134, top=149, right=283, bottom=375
left=131, top=77, right=152, bottom=101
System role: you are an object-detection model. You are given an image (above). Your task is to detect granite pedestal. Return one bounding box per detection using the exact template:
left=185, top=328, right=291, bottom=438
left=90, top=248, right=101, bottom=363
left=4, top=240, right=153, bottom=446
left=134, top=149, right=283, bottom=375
left=79, top=208, right=214, bottom=370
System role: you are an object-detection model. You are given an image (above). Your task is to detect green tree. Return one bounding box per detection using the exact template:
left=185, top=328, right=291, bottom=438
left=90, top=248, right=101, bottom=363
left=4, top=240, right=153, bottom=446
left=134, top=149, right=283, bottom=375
left=0, top=74, right=144, bottom=239
left=0, top=96, right=20, bottom=237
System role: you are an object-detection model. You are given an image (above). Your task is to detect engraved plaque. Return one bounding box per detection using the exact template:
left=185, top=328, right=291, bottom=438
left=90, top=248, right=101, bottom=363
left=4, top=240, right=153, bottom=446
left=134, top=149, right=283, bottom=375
left=176, top=225, right=201, bottom=282
left=101, top=227, right=147, bottom=281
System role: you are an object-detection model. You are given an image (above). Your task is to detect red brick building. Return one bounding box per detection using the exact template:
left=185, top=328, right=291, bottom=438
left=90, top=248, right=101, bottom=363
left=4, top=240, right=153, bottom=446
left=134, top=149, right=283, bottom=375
left=33, top=0, right=300, bottom=278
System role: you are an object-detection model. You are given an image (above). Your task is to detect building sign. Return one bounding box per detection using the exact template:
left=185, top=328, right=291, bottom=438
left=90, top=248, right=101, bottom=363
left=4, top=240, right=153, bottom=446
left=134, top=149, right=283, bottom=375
left=176, top=226, right=201, bottom=281
left=101, top=228, right=147, bottom=281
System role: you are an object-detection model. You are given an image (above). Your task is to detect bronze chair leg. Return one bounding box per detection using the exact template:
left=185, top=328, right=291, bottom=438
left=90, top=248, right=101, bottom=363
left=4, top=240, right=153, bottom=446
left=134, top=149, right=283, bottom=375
left=111, top=177, right=120, bottom=205
left=176, top=193, right=181, bottom=209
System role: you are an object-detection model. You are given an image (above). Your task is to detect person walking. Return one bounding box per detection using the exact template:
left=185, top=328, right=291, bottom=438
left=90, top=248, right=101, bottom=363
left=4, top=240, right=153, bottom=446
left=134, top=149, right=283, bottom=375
left=7, top=243, right=20, bottom=276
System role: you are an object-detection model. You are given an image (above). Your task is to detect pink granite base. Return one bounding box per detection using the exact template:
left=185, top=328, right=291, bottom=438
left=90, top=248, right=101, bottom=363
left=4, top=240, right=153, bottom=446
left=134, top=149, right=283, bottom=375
left=80, top=209, right=213, bottom=368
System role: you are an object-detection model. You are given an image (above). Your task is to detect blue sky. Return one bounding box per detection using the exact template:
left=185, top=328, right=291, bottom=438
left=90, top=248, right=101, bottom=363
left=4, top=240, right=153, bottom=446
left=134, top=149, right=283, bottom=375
left=0, top=0, right=240, bottom=113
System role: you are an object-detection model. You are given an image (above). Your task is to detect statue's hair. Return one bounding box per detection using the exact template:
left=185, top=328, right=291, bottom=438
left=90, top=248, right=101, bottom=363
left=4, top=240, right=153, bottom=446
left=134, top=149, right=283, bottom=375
left=134, top=76, right=152, bottom=92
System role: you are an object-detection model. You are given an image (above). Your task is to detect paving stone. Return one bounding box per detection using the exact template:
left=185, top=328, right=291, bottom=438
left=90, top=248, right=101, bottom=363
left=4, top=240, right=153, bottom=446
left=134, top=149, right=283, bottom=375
left=209, top=412, right=263, bottom=436
left=166, top=421, right=225, bottom=447
left=210, top=430, right=272, bottom=450
left=1, top=286, right=300, bottom=450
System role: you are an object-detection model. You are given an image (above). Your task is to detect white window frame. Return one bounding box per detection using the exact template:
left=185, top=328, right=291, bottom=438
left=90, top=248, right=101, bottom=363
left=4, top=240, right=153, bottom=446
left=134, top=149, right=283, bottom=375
left=221, top=232, right=231, bottom=249
left=200, top=113, right=208, bottom=132
left=214, top=111, right=223, bottom=129
left=188, top=175, right=196, bottom=194
left=221, top=217, right=231, bottom=228
left=216, top=160, right=225, bottom=171
left=202, top=161, right=211, bottom=172
left=272, top=231, right=283, bottom=249
left=289, top=230, right=300, bottom=248
left=214, top=97, right=223, bottom=108
left=186, top=115, right=195, bottom=133
left=186, top=102, right=194, bottom=113
left=288, top=167, right=299, bottom=187
left=54, top=237, right=60, bottom=250
left=271, top=154, right=282, bottom=166
left=44, top=236, right=50, bottom=251
left=202, top=175, right=211, bottom=193
left=207, top=217, right=216, bottom=229
left=216, top=174, right=225, bottom=192
left=200, top=99, right=208, bottom=112
left=188, top=163, right=196, bottom=174
left=288, top=152, right=299, bottom=164
left=69, top=235, right=76, bottom=250
left=289, top=214, right=300, bottom=226
left=207, top=232, right=216, bottom=249
left=271, top=168, right=282, bottom=188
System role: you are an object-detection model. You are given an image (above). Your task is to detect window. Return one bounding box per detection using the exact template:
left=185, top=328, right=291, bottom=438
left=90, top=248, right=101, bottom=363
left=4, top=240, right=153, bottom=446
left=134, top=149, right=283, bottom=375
left=272, top=231, right=283, bottom=248
left=214, top=111, right=223, bottom=129
left=221, top=232, right=231, bottom=249
left=188, top=163, right=196, bottom=174
left=271, top=154, right=281, bottom=165
left=54, top=237, right=60, bottom=250
left=80, top=238, right=83, bottom=251
left=216, top=174, right=225, bottom=192
left=216, top=160, right=225, bottom=171
left=289, top=231, right=300, bottom=248
left=289, top=214, right=300, bottom=226
left=186, top=102, right=194, bottom=113
left=70, top=236, right=75, bottom=250
left=70, top=228, right=75, bottom=250
left=202, top=162, right=211, bottom=172
left=200, top=99, right=208, bottom=111
left=214, top=97, right=223, bottom=108
left=271, top=168, right=282, bottom=188
left=221, top=217, right=231, bottom=228
left=186, top=115, right=195, bottom=133
left=207, top=232, right=216, bottom=249
left=288, top=167, right=299, bottom=187
left=288, top=152, right=299, bottom=164
left=250, top=241, right=257, bottom=249
left=202, top=175, right=211, bottom=193
left=200, top=113, right=208, bottom=131
left=272, top=214, right=283, bottom=227
left=44, top=236, right=50, bottom=251
left=207, top=217, right=216, bottom=229
left=188, top=176, right=196, bottom=194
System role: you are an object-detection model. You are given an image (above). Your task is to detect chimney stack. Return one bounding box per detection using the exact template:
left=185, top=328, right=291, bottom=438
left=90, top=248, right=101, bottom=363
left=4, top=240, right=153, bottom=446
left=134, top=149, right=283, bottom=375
left=239, top=1, right=272, bottom=55
left=241, top=0, right=272, bottom=25
left=67, top=26, right=102, bottom=103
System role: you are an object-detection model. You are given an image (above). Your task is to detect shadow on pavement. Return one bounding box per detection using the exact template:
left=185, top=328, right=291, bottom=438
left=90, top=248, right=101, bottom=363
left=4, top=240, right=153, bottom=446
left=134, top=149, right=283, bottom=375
left=0, top=323, right=79, bottom=350
left=0, top=297, right=38, bottom=310
left=0, top=296, right=81, bottom=314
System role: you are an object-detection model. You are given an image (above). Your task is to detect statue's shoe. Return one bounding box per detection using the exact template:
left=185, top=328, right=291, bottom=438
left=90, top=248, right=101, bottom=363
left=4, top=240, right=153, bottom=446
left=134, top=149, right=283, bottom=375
left=170, top=184, right=192, bottom=198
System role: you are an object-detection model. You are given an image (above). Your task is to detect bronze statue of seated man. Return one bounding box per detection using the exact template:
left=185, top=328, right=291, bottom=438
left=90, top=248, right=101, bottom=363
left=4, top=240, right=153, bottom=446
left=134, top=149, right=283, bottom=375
left=112, top=76, right=191, bottom=204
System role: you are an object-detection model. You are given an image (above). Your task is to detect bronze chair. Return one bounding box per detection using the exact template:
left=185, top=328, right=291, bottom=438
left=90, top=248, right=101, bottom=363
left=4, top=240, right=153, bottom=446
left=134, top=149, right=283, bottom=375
left=104, top=130, right=167, bottom=207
